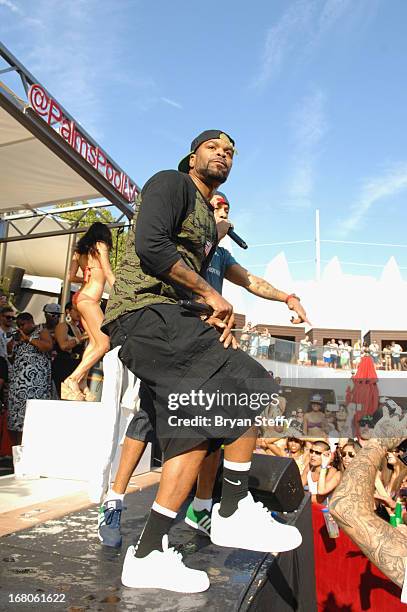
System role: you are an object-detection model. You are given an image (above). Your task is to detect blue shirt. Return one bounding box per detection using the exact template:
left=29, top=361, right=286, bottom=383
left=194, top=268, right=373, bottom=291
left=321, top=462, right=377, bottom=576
left=205, top=246, right=238, bottom=294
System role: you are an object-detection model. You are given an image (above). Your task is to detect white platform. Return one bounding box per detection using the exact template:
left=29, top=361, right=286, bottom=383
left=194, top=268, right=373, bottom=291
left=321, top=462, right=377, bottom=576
left=20, top=348, right=151, bottom=503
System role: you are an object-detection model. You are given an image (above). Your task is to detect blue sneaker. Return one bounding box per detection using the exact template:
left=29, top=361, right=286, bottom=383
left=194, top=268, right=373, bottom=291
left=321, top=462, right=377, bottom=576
left=98, top=499, right=123, bottom=547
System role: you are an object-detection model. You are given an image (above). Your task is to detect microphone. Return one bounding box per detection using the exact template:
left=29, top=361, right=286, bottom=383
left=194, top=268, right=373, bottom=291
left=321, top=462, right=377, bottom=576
left=227, top=227, right=248, bottom=250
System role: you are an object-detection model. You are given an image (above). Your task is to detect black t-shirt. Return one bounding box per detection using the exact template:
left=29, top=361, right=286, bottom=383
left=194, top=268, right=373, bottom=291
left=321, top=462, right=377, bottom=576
left=104, top=170, right=218, bottom=325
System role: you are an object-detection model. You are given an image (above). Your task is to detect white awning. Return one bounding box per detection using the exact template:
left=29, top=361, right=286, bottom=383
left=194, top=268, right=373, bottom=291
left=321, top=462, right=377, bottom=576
left=0, top=102, right=101, bottom=213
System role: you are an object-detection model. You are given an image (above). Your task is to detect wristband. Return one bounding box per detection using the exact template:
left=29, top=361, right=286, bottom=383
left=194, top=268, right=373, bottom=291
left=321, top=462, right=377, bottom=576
left=285, top=293, right=300, bottom=304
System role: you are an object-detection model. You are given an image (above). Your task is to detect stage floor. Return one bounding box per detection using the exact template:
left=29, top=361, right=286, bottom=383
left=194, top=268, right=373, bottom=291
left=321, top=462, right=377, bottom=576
left=0, top=483, right=314, bottom=611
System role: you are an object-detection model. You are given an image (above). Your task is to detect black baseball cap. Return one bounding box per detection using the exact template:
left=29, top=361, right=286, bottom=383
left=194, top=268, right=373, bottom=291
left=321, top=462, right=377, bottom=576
left=178, top=130, right=235, bottom=174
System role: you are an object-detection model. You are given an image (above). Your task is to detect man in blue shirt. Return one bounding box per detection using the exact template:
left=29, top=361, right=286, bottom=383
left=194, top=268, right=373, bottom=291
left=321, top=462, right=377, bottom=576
left=207, top=192, right=308, bottom=325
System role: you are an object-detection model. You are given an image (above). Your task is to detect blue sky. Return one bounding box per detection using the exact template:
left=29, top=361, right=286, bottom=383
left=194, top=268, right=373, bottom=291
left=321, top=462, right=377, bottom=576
left=2, top=0, right=407, bottom=281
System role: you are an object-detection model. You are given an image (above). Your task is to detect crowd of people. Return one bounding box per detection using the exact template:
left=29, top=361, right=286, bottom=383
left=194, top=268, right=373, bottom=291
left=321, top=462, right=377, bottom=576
left=239, top=325, right=406, bottom=371
left=0, top=222, right=116, bottom=446
left=256, top=388, right=407, bottom=522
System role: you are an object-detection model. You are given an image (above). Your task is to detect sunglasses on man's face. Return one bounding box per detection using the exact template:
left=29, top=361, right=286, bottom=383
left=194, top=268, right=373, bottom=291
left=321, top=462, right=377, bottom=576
left=341, top=451, right=355, bottom=458
left=310, top=449, right=323, bottom=456
left=4, top=315, right=15, bottom=320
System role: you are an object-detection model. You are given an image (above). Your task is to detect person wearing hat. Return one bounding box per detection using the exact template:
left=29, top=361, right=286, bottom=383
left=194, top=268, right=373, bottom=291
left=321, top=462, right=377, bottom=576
left=207, top=191, right=309, bottom=323
left=103, top=130, right=302, bottom=592
left=303, top=393, right=328, bottom=437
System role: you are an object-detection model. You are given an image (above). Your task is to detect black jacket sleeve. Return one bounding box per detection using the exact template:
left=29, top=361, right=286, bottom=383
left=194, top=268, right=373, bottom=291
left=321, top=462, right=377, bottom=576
left=135, top=170, right=189, bottom=275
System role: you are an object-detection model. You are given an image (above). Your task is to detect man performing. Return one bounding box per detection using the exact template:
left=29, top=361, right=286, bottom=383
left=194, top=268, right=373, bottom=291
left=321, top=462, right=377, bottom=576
left=103, top=130, right=304, bottom=593
left=98, top=189, right=309, bottom=547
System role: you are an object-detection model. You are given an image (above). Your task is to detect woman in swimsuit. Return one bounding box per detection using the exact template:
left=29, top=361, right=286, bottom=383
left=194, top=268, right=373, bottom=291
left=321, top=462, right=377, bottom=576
left=303, top=393, right=328, bottom=437
left=61, top=222, right=115, bottom=400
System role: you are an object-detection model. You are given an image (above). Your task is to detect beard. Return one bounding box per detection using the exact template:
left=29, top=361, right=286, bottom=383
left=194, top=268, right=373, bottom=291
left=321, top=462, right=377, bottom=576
left=197, top=160, right=229, bottom=185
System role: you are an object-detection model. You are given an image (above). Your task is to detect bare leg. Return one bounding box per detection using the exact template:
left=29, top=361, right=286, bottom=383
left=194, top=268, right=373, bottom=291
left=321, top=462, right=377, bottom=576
left=196, top=448, right=221, bottom=499
left=224, top=426, right=257, bottom=463
left=112, top=437, right=147, bottom=494
left=155, top=443, right=208, bottom=511
left=155, top=429, right=257, bottom=513
left=68, top=300, right=110, bottom=384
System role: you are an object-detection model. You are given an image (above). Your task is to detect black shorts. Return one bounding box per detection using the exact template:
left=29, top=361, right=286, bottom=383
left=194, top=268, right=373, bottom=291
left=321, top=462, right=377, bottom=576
left=109, top=317, right=155, bottom=444
left=107, top=304, right=279, bottom=462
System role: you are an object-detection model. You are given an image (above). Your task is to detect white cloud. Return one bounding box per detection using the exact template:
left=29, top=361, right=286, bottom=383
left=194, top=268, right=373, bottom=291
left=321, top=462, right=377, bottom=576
left=252, top=0, right=315, bottom=88
left=252, top=0, right=371, bottom=89
left=287, top=89, right=327, bottom=206
left=340, top=162, right=407, bottom=234
left=0, top=0, right=22, bottom=14
left=318, top=0, right=353, bottom=32
left=161, top=97, right=183, bottom=110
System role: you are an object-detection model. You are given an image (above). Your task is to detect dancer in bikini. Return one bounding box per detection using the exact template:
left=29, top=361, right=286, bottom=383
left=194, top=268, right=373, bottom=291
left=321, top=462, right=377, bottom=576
left=61, top=222, right=115, bottom=400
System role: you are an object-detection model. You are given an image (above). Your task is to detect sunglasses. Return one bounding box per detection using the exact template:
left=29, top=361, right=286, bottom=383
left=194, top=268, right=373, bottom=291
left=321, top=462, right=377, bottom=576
left=310, top=449, right=323, bottom=456
left=341, top=451, right=355, bottom=458
left=4, top=315, right=15, bottom=320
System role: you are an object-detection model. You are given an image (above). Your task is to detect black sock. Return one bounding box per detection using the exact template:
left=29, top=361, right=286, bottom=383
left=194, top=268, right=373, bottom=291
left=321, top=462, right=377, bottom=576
left=135, top=505, right=176, bottom=558
left=219, top=460, right=251, bottom=518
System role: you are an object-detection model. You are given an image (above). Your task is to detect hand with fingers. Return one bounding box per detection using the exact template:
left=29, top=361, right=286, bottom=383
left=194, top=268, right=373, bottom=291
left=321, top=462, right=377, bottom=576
left=286, top=296, right=311, bottom=326
left=203, top=291, right=238, bottom=349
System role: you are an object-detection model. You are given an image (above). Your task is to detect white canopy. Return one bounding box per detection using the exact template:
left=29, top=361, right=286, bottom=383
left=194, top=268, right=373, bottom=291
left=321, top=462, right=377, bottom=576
left=0, top=102, right=100, bottom=213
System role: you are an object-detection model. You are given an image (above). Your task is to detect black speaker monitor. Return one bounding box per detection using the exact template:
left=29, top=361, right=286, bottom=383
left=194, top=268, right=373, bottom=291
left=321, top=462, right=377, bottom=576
left=248, top=454, right=304, bottom=512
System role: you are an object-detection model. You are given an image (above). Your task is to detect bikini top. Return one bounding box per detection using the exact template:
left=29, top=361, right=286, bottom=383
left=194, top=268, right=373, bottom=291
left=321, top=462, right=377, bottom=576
left=308, top=421, right=324, bottom=429
left=83, top=264, right=102, bottom=283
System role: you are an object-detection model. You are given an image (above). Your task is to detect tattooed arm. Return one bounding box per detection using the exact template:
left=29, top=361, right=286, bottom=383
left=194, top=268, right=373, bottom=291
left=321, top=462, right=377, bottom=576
left=330, top=438, right=407, bottom=588
left=225, top=264, right=310, bottom=324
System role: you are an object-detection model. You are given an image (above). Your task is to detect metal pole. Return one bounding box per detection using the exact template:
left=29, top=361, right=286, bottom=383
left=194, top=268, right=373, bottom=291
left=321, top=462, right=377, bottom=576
left=315, top=209, right=321, bottom=281
left=0, top=217, right=9, bottom=282
left=60, top=233, right=75, bottom=320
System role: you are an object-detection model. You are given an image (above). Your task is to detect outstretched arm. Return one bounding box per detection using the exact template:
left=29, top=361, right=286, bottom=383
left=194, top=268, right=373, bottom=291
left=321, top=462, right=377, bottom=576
left=330, top=437, right=407, bottom=587
left=225, top=264, right=310, bottom=324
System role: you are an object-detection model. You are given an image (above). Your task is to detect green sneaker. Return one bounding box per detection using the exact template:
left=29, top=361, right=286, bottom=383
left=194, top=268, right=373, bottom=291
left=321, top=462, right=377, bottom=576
left=185, top=503, right=211, bottom=536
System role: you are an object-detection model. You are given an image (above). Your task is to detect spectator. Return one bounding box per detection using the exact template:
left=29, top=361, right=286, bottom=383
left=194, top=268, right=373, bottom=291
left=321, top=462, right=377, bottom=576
left=357, top=414, right=375, bottom=448
left=0, top=305, right=15, bottom=361
left=369, top=340, right=380, bottom=366
left=391, top=341, right=402, bottom=371
left=52, top=302, right=87, bottom=398
left=301, top=439, right=338, bottom=503
left=249, top=330, right=260, bottom=357
left=0, top=292, right=8, bottom=307
left=309, top=340, right=318, bottom=366
left=352, top=340, right=361, bottom=369
left=298, top=334, right=311, bottom=365
left=303, top=393, right=328, bottom=437
left=375, top=449, right=407, bottom=519
left=382, top=344, right=392, bottom=371
left=258, top=328, right=271, bottom=360
left=240, top=322, right=251, bottom=352
left=323, top=343, right=331, bottom=367
left=7, top=313, right=53, bottom=445
left=336, top=404, right=354, bottom=439
left=286, top=437, right=309, bottom=475
left=328, top=339, right=339, bottom=369
left=325, top=410, right=340, bottom=439
left=315, top=440, right=360, bottom=500
left=340, top=341, right=351, bottom=369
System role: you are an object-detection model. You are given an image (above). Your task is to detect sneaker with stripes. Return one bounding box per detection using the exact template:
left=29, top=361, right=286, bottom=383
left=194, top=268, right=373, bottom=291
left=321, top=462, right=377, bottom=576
left=184, top=503, right=211, bottom=536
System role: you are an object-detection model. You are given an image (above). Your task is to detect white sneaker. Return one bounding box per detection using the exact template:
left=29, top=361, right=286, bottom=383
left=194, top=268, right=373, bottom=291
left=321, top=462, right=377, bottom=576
left=121, top=535, right=210, bottom=593
left=211, top=493, right=302, bottom=553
